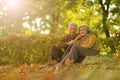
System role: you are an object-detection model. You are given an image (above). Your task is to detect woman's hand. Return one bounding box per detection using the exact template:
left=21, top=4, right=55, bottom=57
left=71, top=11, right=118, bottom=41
left=75, top=34, right=82, bottom=41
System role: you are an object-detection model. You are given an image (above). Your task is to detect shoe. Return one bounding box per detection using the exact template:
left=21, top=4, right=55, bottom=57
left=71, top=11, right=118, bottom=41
left=47, top=60, right=58, bottom=66
left=65, top=58, right=74, bottom=66
left=54, top=63, right=63, bottom=74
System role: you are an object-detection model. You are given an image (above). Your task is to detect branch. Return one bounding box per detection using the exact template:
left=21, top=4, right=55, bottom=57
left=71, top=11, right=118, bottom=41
left=99, top=0, right=105, bottom=13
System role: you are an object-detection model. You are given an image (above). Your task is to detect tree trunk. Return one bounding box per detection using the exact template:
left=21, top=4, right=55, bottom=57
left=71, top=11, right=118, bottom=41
left=99, top=0, right=110, bottom=38
left=99, top=0, right=115, bottom=52
left=50, top=10, right=60, bottom=34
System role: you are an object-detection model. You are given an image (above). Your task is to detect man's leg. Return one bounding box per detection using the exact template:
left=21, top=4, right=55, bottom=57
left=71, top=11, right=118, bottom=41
left=50, top=45, right=64, bottom=62
left=59, top=44, right=79, bottom=64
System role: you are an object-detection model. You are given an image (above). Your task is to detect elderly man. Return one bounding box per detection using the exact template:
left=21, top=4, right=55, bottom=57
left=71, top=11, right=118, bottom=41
left=50, top=23, right=78, bottom=65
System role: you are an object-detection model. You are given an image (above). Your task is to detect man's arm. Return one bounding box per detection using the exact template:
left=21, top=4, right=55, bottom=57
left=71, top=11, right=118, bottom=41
left=55, top=35, right=69, bottom=48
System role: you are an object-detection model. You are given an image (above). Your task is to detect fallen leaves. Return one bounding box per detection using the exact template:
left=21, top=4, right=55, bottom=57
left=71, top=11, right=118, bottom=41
left=44, top=66, right=58, bottom=80
left=0, top=57, right=120, bottom=80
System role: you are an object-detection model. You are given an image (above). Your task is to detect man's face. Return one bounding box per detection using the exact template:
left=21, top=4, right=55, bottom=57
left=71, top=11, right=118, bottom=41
left=68, top=25, right=77, bottom=35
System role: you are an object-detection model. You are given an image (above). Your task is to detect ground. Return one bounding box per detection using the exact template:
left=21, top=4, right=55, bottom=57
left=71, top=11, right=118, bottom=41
left=0, top=56, right=120, bottom=80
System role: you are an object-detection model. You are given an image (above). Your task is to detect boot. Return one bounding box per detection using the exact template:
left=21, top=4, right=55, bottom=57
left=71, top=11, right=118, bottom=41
left=65, top=58, right=74, bottom=66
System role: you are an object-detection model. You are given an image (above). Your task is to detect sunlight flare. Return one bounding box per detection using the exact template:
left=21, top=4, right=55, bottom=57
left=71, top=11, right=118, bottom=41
left=0, top=11, right=4, bottom=15
left=36, top=18, right=41, bottom=27
left=6, top=0, right=21, bottom=7
left=23, top=22, right=30, bottom=28
left=2, top=6, right=8, bottom=11
left=113, top=25, right=119, bottom=30
left=41, top=30, right=49, bottom=34
left=5, top=0, right=23, bottom=12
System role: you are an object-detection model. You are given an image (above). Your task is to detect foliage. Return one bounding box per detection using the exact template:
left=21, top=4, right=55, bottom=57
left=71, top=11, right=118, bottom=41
left=0, top=33, right=60, bottom=66
left=0, top=0, right=119, bottom=60
left=0, top=0, right=120, bottom=79
left=0, top=33, right=119, bottom=66
left=0, top=0, right=120, bottom=61
left=100, top=36, right=120, bottom=56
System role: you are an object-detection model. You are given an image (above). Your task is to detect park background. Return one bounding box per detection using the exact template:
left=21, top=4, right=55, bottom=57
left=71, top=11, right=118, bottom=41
left=0, top=0, right=120, bottom=80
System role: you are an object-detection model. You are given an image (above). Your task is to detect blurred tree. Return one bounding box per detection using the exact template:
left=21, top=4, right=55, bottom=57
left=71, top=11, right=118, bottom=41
left=0, top=0, right=119, bottom=53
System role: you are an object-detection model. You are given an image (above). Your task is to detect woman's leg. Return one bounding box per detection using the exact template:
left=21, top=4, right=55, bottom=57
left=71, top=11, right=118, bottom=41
left=59, top=44, right=99, bottom=64
left=77, top=46, right=99, bottom=56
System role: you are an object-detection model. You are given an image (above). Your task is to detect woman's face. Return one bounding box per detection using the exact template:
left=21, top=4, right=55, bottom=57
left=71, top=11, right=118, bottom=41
left=79, top=27, right=88, bottom=37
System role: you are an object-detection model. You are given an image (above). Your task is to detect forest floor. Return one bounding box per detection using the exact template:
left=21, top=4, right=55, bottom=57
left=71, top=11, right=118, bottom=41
left=0, top=56, right=120, bottom=80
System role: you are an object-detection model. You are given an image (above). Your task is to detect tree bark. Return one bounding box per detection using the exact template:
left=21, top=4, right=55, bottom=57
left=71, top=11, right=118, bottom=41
left=99, top=0, right=115, bottom=52
left=99, top=0, right=111, bottom=38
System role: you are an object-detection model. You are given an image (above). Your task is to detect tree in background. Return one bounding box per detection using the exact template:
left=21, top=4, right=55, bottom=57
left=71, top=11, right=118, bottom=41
left=0, top=0, right=119, bottom=54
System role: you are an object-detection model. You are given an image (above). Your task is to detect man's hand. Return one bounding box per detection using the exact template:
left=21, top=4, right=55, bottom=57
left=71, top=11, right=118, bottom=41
left=67, top=40, right=74, bottom=45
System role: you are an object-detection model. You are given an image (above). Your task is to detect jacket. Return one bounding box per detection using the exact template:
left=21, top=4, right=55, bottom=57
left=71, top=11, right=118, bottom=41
left=56, top=34, right=78, bottom=50
left=74, top=33, right=99, bottom=50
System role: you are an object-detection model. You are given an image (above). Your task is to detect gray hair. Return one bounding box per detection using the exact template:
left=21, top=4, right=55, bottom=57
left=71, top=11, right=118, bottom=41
left=68, top=23, right=77, bottom=28
left=79, top=24, right=92, bottom=33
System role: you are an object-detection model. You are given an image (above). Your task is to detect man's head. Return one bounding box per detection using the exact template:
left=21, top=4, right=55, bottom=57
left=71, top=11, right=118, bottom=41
left=68, top=23, right=77, bottom=35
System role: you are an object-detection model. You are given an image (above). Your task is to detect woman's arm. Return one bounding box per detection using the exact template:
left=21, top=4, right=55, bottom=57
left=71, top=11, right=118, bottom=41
left=81, top=35, right=97, bottom=48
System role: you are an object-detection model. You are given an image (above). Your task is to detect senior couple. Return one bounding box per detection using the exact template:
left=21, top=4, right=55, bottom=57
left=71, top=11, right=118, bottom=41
left=50, top=23, right=99, bottom=66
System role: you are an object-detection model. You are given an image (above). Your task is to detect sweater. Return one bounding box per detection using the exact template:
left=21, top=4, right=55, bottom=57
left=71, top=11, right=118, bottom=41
left=74, top=33, right=99, bottom=50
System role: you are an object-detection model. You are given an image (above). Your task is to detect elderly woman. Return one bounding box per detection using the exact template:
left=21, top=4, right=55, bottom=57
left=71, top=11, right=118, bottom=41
left=57, top=24, right=100, bottom=66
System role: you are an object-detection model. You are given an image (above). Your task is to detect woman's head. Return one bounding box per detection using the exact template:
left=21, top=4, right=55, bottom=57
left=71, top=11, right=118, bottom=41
left=79, top=24, right=92, bottom=37
left=68, top=23, right=77, bottom=35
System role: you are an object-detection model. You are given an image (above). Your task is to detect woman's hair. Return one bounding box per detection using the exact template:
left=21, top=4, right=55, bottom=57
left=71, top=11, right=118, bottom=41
left=78, top=24, right=92, bottom=33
